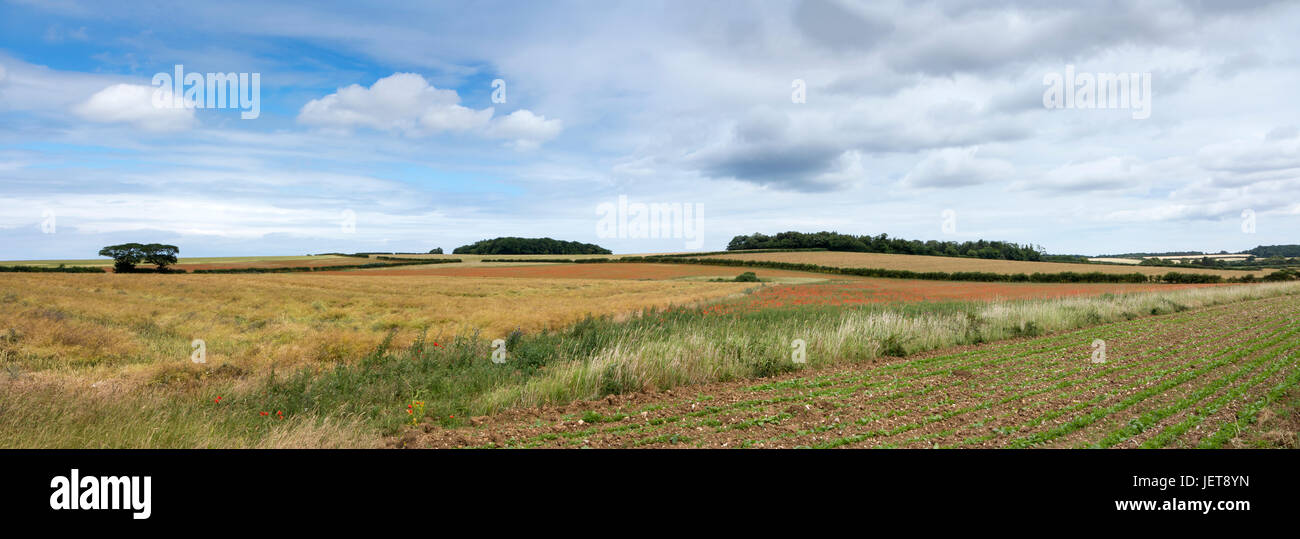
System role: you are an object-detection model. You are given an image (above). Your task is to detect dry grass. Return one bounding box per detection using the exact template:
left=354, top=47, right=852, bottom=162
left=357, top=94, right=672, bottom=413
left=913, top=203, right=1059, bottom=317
left=707, top=251, right=1268, bottom=278
left=0, top=272, right=750, bottom=390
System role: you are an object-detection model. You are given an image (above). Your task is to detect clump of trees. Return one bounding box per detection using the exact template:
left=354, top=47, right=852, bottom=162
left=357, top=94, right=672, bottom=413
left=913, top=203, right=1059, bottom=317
left=1245, top=245, right=1300, bottom=258
left=726, top=231, right=1044, bottom=261
left=98, top=243, right=179, bottom=273
left=429, top=248, right=444, bottom=254
left=453, top=237, right=612, bottom=255
left=1263, top=268, right=1298, bottom=281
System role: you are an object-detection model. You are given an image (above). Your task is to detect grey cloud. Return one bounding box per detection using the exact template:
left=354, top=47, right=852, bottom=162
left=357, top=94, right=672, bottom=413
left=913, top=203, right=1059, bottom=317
left=1214, top=52, right=1266, bottom=79
left=793, top=0, right=895, bottom=52
left=1266, top=125, right=1298, bottom=140
left=692, top=142, right=848, bottom=192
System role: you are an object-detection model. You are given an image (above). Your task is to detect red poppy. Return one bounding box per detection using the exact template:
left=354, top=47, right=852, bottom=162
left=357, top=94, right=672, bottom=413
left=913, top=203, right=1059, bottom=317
left=433, top=342, right=441, bottom=347
left=260, top=412, right=268, bottom=416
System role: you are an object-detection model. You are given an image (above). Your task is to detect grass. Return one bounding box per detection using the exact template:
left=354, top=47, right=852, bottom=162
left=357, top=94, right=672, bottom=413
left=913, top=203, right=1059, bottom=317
left=5, top=278, right=1298, bottom=448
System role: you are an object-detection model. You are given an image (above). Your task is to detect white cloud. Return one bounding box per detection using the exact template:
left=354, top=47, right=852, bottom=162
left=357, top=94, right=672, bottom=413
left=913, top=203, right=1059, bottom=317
left=1198, top=135, right=1300, bottom=176
left=73, top=83, right=196, bottom=132
left=1025, top=157, right=1143, bottom=192
left=902, top=147, right=1013, bottom=188
left=297, top=72, right=562, bottom=149
left=486, top=109, right=563, bottom=150
left=297, top=72, right=492, bottom=134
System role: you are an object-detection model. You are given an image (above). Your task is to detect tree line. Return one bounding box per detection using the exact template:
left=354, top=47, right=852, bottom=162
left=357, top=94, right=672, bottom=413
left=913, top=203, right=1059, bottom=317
left=726, top=231, right=1045, bottom=261
left=453, top=237, right=612, bottom=255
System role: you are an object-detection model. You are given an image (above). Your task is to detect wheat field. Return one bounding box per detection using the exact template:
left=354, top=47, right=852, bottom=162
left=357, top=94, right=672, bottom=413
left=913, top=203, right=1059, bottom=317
left=0, top=273, right=750, bottom=390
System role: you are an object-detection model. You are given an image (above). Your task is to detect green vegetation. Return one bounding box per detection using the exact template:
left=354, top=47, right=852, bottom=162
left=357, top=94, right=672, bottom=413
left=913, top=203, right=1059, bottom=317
left=453, top=237, right=612, bottom=255
left=465, top=293, right=1300, bottom=449
left=97, top=243, right=180, bottom=272
left=256, top=282, right=1300, bottom=431
left=1097, top=250, right=1206, bottom=258
left=1244, top=245, right=1300, bottom=258
left=0, top=265, right=105, bottom=273
left=727, top=231, right=1045, bottom=261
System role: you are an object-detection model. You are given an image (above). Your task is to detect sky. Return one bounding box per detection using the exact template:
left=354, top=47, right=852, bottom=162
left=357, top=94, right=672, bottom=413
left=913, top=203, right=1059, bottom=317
left=1, top=0, right=1299, bottom=260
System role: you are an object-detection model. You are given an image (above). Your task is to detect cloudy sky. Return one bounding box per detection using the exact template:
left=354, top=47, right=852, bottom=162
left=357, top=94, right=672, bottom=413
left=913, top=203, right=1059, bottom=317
left=2, top=0, right=1299, bottom=260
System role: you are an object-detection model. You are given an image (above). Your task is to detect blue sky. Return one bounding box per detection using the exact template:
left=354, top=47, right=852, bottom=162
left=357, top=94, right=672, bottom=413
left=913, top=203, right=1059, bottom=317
left=2, top=0, right=1299, bottom=260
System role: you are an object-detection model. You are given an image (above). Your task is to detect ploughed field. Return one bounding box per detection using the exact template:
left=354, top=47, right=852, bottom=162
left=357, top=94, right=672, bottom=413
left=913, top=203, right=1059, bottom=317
left=411, top=294, right=1300, bottom=449
left=701, top=251, right=1269, bottom=278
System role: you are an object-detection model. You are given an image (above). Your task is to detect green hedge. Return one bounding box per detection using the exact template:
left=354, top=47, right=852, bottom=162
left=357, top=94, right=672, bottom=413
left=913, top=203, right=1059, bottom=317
left=0, top=265, right=106, bottom=273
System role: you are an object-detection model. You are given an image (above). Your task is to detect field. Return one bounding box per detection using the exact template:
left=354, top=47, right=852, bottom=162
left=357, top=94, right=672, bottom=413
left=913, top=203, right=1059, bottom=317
left=704, top=251, right=1268, bottom=278
left=2, top=254, right=1299, bottom=449
left=713, top=280, right=1222, bottom=311
left=412, top=293, right=1300, bottom=448
left=1, top=254, right=359, bottom=269
left=0, top=272, right=750, bottom=386
left=340, top=262, right=844, bottom=282
left=1089, top=255, right=1253, bottom=265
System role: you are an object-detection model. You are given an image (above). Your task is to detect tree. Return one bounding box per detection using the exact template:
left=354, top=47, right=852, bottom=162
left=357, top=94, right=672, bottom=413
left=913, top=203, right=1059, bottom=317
left=98, top=243, right=179, bottom=272
left=142, top=243, right=179, bottom=271
left=99, top=243, right=145, bottom=272
left=429, top=248, right=444, bottom=254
